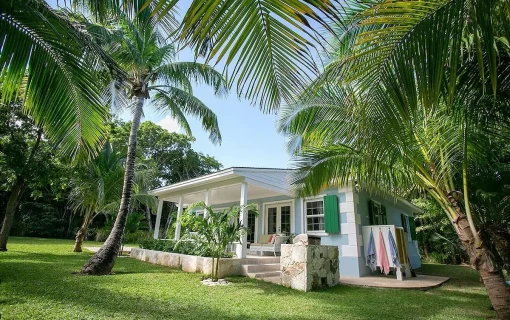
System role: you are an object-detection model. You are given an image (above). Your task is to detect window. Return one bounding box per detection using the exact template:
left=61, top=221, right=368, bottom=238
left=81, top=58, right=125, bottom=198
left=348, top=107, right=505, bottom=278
left=306, top=200, right=324, bottom=232
left=368, top=200, right=387, bottom=225
left=401, top=214, right=412, bottom=242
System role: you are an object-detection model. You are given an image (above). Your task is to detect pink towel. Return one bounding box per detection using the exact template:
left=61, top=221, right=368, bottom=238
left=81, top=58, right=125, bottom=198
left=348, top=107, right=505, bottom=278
left=378, top=230, right=390, bottom=275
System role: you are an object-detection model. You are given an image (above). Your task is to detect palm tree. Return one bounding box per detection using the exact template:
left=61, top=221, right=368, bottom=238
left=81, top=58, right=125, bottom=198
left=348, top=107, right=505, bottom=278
left=0, top=0, right=119, bottom=251
left=77, top=12, right=227, bottom=274
left=179, top=202, right=257, bottom=281
left=71, top=0, right=341, bottom=112
left=69, top=143, right=155, bottom=252
left=278, top=0, right=510, bottom=313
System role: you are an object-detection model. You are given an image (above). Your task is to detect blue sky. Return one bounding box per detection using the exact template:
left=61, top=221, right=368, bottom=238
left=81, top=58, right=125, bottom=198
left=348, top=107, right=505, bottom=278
left=48, top=0, right=292, bottom=169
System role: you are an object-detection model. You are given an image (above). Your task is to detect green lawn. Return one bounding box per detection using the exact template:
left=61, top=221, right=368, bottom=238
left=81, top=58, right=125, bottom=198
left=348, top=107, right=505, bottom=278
left=0, top=237, right=494, bottom=319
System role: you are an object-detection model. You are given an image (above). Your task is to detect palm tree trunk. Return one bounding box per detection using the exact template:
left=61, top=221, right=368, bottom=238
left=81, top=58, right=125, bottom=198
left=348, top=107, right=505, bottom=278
left=73, top=215, right=92, bottom=253
left=455, top=215, right=510, bottom=319
left=0, top=129, right=42, bottom=251
left=0, top=179, right=25, bottom=251
left=80, top=95, right=145, bottom=275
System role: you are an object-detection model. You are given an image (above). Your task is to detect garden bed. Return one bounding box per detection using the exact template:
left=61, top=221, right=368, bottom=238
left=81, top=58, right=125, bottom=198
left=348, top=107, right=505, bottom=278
left=130, top=248, right=245, bottom=278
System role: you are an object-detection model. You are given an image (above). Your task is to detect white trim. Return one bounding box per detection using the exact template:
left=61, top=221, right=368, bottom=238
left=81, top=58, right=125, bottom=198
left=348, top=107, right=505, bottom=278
left=262, top=200, right=294, bottom=235
left=304, top=197, right=326, bottom=234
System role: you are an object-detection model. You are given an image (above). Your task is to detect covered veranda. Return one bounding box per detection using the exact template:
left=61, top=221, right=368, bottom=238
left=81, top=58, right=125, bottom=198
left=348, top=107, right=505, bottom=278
left=148, top=167, right=294, bottom=258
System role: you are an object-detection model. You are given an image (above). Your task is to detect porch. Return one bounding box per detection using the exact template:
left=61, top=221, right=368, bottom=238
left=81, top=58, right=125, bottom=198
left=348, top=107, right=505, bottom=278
left=149, top=167, right=295, bottom=259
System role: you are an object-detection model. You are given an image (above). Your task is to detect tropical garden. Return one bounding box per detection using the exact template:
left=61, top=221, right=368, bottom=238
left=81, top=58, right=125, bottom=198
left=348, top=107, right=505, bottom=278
left=1, top=0, right=509, bottom=319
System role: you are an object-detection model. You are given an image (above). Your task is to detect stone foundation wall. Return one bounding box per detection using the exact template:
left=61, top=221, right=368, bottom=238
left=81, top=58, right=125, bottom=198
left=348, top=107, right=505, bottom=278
left=130, top=248, right=243, bottom=278
left=281, top=244, right=339, bottom=292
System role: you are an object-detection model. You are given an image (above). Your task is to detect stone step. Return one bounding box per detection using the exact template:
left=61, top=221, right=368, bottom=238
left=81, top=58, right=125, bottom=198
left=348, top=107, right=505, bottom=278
left=242, top=257, right=280, bottom=264
left=248, top=271, right=282, bottom=279
left=242, top=263, right=280, bottom=274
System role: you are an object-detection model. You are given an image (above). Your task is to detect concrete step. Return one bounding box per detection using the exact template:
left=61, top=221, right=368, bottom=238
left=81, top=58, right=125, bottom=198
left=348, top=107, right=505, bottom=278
left=248, top=271, right=282, bottom=279
left=243, top=263, right=280, bottom=274
left=243, top=257, right=280, bottom=264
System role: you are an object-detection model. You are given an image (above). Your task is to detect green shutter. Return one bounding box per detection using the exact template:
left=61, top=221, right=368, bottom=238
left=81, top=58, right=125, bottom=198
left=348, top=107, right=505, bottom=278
left=409, top=216, right=417, bottom=240
left=400, top=213, right=407, bottom=229
left=324, top=195, right=340, bottom=233
left=381, top=205, right=387, bottom=224
left=368, top=200, right=374, bottom=225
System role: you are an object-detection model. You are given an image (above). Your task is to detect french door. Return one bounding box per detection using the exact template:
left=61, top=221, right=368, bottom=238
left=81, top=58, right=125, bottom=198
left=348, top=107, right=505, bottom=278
left=266, top=203, right=292, bottom=234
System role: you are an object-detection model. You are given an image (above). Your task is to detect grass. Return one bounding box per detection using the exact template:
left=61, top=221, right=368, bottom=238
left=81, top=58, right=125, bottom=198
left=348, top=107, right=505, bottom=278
left=0, top=237, right=495, bottom=320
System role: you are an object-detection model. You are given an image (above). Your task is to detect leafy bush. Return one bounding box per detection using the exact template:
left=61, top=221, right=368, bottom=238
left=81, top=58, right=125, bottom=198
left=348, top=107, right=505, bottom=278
left=124, top=230, right=151, bottom=244
left=138, top=238, right=234, bottom=258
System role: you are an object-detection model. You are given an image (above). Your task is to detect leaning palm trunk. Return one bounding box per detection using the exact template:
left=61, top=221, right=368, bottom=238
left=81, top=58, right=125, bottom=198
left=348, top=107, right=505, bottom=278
left=0, top=179, right=25, bottom=251
left=73, top=214, right=93, bottom=253
left=454, top=214, right=510, bottom=318
left=81, top=96, right=145, bottom=275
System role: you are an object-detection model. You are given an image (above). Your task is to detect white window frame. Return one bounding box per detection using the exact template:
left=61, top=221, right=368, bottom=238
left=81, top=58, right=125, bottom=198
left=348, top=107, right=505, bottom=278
left=304, top=197, right=326, bottom=235
left=262, top=200, right=294, bottom=236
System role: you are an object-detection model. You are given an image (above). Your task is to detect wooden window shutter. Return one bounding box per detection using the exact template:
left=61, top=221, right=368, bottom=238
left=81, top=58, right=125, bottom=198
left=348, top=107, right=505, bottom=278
left=409, top=216, right=417, bottom=240
left=324, top=195, right=340, bottom=233
left=368, top=200, right=374, bottom=225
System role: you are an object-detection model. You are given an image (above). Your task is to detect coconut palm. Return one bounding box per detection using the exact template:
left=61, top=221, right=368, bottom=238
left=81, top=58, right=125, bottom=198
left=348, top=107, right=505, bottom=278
left=71, top=0, right=342, bottom=111
left=69, top=143, right=156, bottom=252
left=279, top=0, right=510, bottom=312
left=77, top=12, right=227, bottom=274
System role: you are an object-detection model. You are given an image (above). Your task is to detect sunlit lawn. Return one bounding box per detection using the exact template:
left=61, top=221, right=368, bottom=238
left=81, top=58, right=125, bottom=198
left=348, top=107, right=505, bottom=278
left=0, top=237, right=495, bottom=319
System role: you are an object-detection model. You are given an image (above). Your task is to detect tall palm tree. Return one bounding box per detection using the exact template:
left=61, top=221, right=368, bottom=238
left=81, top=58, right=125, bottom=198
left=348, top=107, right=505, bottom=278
left=69, top=143, right=155, bottom=252
left=78, top=12, right=227, bottom=274
left=279, top=1, right=510, bottom=316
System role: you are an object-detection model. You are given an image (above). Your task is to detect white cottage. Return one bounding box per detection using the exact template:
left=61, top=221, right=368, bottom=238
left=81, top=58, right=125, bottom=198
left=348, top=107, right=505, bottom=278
left=149, top=167, right=422, bottom=278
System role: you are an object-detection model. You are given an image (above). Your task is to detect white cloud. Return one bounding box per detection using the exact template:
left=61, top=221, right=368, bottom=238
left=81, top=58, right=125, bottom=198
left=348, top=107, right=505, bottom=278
left=156, top=116, right=181, bottom=133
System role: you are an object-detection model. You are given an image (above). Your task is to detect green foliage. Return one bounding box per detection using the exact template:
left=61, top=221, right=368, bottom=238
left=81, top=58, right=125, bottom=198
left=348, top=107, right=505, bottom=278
left=138, top=238, right=234, bottom=258
left=110, top=120, right=222, bottom=188
left=0, top=237, right=496, bottom=319
left=179, top=202, right=257, bottom=280
left=72, top=0, right=341, bottom=112
left=18, top=202, right=67, bottom=238
left=0, top=0, right=113, bottom=158
left=413, top=198, right=467, bottom=265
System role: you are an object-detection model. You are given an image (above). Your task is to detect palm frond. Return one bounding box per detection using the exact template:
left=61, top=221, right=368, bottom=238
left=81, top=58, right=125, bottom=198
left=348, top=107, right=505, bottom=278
left=0, top=0, right=112, bottom=158
left=152, top=88, right=222, bottom=144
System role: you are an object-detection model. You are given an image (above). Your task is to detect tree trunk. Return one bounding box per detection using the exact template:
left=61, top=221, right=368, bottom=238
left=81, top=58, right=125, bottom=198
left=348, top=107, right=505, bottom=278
left=455, top=215, right=510, bottom=319
left=0, top=179, right=25, bottom=251
left=0, top=129, right=42, bottom=251
left=80, top=95, right=145, bottom=275
left=73, top=216, right=92, bottom=252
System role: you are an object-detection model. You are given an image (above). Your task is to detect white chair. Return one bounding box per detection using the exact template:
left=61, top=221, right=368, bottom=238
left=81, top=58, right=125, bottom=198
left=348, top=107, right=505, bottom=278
left=272, top=235, right=289, bottom=256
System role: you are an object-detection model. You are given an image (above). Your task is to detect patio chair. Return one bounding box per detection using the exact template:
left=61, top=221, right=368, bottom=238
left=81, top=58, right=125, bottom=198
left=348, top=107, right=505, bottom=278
left=272, top=235, right=289, bottom=256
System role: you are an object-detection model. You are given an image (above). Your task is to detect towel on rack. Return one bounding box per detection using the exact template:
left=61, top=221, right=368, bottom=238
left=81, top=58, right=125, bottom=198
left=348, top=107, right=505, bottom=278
left=366, top=229, right=377, bottom=271
left=388, top=230, right=400, bottom=268
left=378, top=230, right=390, bottom=275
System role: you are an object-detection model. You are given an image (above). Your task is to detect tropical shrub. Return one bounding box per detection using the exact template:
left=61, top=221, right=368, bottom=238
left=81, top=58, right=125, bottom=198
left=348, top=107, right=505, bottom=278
left=138, top=238, right=234, bottom=258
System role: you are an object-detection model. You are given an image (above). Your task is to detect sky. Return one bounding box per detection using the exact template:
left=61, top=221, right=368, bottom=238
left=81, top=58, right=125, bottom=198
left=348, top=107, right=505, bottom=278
left=48, top=0, right=292, bottom=169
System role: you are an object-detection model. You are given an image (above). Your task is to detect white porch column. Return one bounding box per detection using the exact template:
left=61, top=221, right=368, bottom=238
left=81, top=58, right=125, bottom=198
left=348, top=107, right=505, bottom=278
left=204, top=190, right=210, bottom=218
left=153, top=199, right=164, bottom=239
left=236, top=182, right=248, bottom=258
left=174, top=196, right=184, bottom=241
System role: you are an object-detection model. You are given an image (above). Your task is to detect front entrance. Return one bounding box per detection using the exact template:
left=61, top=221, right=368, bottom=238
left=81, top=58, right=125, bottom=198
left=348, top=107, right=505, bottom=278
left=265, top=202, right=292, bottom=234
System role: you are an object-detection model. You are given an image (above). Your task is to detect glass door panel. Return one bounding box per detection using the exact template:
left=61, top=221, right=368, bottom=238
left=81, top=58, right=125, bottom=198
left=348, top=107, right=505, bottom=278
left=280, top=206, right=291, bottom=234
left=267, top=207, right=277, bottom=234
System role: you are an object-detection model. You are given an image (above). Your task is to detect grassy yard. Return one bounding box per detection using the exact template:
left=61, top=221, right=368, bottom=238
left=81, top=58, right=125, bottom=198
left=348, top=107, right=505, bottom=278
left=0, top=237, right=494, bottom=320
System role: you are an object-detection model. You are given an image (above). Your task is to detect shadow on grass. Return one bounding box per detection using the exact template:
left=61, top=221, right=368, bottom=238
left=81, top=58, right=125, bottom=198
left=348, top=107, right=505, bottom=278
left=0, top=245, right=495, bottom=320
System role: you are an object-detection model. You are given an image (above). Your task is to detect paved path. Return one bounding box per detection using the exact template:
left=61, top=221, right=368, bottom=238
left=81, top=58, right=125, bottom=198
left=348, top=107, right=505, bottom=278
left=340, top=274, right=449, bottom=289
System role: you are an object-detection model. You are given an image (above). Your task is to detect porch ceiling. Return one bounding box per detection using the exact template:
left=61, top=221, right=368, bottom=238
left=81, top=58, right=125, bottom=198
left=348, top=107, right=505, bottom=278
left=161, top=182, right=288, bottom=206
left=150, top=167, right=295, bottom=206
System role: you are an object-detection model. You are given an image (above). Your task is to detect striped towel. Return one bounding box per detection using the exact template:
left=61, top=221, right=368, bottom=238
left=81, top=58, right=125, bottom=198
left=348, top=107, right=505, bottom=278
left=366, top=229, right=377, bottom=271
left=388, top=230, right=401, bottom=268
left=378, top=230, right=390, bottom=275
